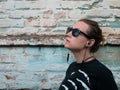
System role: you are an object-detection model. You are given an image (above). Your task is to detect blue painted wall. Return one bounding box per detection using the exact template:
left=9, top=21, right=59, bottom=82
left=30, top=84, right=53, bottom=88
left=0, top=46, right=120, bottom=89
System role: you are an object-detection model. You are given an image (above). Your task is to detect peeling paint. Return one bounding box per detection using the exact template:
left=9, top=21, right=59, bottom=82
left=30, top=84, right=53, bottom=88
left=0, top=46, right=120, bottom=89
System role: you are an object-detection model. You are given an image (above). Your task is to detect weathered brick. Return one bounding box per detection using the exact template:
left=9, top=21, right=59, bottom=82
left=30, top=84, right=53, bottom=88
left=14, top=0, right=60, bottom=10
left=25, top=17, right=40, bottom=27
left=43, top=9, right=54, bottom=19
left=101, top=27, right=120, bottom=45
left=0, top=27, right=9, bottom=34
left=68, top=10, right=86, bottom=20
left=54, top=10, right=67, bottom=20
left=24, top=1, right=46, bottom=9
left=23, top=10, right=41, bottom=18
left=8, top=10, right=41, bottom=19
left=0, top=0, right=7, bottom=2
left=0, top=13, right=7, bottom=19
left=0, top=0, right=120, bottom=89
left=57, top=19, right=75, bottom=27
left=51, top=27, right=66, bottom=33
left=105, top=0, right=120, bottom=8
left=8, top=10, right=23, bottom=19
left=0, top=2, right=5, bottom=12
left=87, top=8, right=113, bottom=18
left=40, top=19, right=57, bottom=27
left=102, top=27, right=120, bottom=36
left=1, top=27, right=39, bottom=35
left=60, top=1, right=76, bottom=10
left=114, top=9, right=120, bottom=17
left=16, top=21, right=25, bottom=28
left=4, top=1, right=15, bottom=10
left=45, top=0, right=61, bottom=10
left=0, top=19, right=24, bottom=28
left=75, top=0, right=97, bottom=9
left=107, top=34, right=120, bottom=44
left=15, top=1, right=31, bottom=10
left=0, top=19, right=11, bottom=27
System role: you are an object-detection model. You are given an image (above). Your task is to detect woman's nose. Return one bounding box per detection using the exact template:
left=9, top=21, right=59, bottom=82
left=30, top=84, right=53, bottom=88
left=66, top=31, right=72, bottom=37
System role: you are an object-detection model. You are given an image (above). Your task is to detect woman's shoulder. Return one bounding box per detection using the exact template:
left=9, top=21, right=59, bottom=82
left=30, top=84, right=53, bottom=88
left=68, top=61, right=77, bottom=67
left=91, top=59, right=113, bottom=75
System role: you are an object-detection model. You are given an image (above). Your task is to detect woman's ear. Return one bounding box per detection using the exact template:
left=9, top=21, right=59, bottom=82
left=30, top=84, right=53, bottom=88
left=86, top=39, right=95, bottom=47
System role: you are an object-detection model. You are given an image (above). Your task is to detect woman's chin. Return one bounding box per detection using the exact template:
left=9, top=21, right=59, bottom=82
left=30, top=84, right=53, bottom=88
left=64, top=44, right=70, bottom=49
left=64, top=44, right=68, bottom=48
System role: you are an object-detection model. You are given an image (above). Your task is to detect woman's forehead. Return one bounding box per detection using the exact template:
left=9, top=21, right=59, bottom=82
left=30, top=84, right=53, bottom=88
left=73, top=21, right=89, bottom=32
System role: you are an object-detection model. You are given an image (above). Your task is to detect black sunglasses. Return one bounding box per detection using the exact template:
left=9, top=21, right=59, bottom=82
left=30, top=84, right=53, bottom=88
left=66, top=27, right=92, bottom=39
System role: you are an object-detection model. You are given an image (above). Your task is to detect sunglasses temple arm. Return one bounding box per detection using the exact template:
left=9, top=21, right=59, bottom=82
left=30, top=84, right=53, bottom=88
left=81, top=32, right=91, bottom=39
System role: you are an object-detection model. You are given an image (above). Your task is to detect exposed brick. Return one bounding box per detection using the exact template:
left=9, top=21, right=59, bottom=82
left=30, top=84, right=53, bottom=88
left=60, top=1, right=76, bottom=10
left=0, top=0, right=120, bottom=89
left=8, top=10, right=41, bottom=19
left=23, top=1, right=46, bottom=9
left=87, top=8, right=113, bottom=18
left=114, top=9, right=120, bottom=17
left=75, top=0, right=96, bottom=9
left=40, top=19, right=57, bottom=27
left=107, top=34, right=120, bottom=45
left=25, top=17, right=40, bottom=27
left=0, top=27, right=9, bottom=34
left=43, top=9, right=54, bottom=19
left=45, top=0, right=61, bottom=9
left=0, top=0, right=119, bottom=45
left=0, top=13, right=7, bottom=19
left=8, top=10, right=23, bottom=19
left=106, top=0, right=120, bottom=8
left=54, top=11, right=67, bottom=20
left=0, top=0, right=7, bottom=2
left=102, top=27, right=120, bottom=36
left=15, top=1, right=31, bottom=10
left=4, top=1, right=15, bottom=10
left=0, top=33, right=65, bottom=45
left=27, top=0, right=50, bottom=10
left=2, top=27, right=39, bottom=35
left=0, top=19, right=12, bottom=27
left=0, top=2, right=5, bottom=13
left=57, top=19, right=75, bottom=27
left=0, top=19, right=24, bottom=28
left=10, top=20, right=25, bottom=28
left=68, top=10, right=86, bottom=20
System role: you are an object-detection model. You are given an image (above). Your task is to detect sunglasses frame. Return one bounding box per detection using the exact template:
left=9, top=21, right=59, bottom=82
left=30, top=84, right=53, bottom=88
left=66, top=27, right=92, bottom=39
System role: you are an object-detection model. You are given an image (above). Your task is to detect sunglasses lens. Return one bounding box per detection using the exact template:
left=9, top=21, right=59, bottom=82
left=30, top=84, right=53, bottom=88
left=72, top=29, right=80, bottom=37
left=66, top=27, right=80, bottom=37
left=66, top=27, right=72, bottom=34
left=66, top=27, right=91, bottom=39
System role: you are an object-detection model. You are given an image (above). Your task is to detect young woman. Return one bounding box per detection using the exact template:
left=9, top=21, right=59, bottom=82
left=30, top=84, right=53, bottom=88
left=59, top=19, right=118, bottom=90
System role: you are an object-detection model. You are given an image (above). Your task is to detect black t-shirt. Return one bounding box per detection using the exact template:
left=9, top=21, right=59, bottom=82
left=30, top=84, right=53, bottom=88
left=59, top=59, right=118, bottom=90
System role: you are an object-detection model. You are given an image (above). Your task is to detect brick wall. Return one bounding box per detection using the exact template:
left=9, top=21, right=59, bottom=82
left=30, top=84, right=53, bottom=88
left=0, top=0, right=119, bottom=45
left=0, top=0, right=120, bottom=89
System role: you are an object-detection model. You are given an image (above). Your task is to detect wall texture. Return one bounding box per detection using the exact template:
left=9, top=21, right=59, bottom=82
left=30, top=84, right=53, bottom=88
left=0, top=46, right=120, bottom=90
left=0, top=0, right=120, bottom=90
left=0, top=0, right=120, bottom=45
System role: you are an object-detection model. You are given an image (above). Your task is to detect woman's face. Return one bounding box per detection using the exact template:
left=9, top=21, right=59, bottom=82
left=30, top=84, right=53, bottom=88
left=65, top=21, right=90, bottom=51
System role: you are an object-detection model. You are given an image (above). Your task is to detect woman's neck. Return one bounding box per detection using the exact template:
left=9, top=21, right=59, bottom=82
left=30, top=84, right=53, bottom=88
left=72, top=49, right=94, bottom=63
